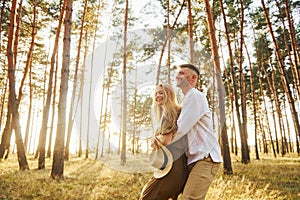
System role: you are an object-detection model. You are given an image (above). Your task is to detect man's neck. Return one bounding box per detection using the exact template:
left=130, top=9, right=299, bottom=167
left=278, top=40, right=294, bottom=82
left=181, top=85, right=193, bottom=95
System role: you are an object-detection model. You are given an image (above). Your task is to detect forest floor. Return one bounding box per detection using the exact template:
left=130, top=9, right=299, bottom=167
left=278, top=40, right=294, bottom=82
left=0, top=152, right=299, bottom=200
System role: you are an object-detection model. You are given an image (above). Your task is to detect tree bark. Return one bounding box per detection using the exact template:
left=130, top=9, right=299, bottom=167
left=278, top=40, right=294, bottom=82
left=244, top=40, right=259, bottom=160
left=38, top=0, right=65, bottom=169
left=120, top=0, right=129, bottom=165
left=13, top=0, right=23, bottom=67
left=19, top=0, right=36, bottom=154
left=77, top=30, right=89, bottom=158
left=166, top=0, right=171, bottom=84
left=258, top=63, right=276, bottom=158
left=284, top=0, right=300, bottom=98
left=0, top=79, right=8, bottom=130
left=219, top=0, right=240, bottom=157
left=0, top=104, right=12, bottom=159
left=51, top=0, right=73, bottom=179
left=262, top=0, right=300, bottom=154
left=24, top=57, right=33, bottom=152
left=0, top=0, right=6, bottom=54
left=156, top=0, right=185, bottom=84
left=186, top=0, right=194, bottom=63
left=238, top=0, right=250, bottom=164
left=6, top=0, right=29, bottom=170
left=204, top=0, right=232, bottom=175
left=65, top=0, right=88, bottom=161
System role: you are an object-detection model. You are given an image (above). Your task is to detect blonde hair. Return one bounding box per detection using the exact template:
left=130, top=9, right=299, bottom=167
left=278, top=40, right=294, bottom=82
left=151, top=84, right=181, bottom=136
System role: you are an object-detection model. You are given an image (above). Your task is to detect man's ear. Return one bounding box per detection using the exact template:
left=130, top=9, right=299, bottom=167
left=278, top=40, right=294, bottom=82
left=192, top=74, right=197, bottom=81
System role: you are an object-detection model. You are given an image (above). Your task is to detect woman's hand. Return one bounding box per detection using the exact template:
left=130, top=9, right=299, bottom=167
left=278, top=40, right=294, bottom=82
left=156, top=133, right=173, bottom=146
left=150, top=138, right=159, bottom=150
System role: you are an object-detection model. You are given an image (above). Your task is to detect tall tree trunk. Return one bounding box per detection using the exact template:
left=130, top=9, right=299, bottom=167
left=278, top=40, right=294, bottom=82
left=186, top=0, right=194, bottom=63
left=24, top=58, right=33, bottom=152
left=103, top=75, right=113, bottom=155
left=20, top=0, right=36, bottom=154
left=204, top=0, right=232, bottom=175
left=0, top=0, right=6, bottom=54
left=244, top=41, right=259, bottom=160
left=219, top=0, right=241, bottom=157
left=220, top=47, right=237, bottom=155
left=96, top=81, right=104, bottom=158
left=0, top=103, right=12, bottom=159
left=13, top=0, right=23, bottom=67
left=132, top=64, right=140, bottom=154
left=262, top=0, right=300, bottom=154
left=121, top=0, right=129, bottom=165
left=258, top=64, right=276, bottom=158
left=101, top=53, right=118, bottom=156
left=78, top=30, right=89, bottom=158
left=47, top=52, right=59, bottom=158
left=257, top=54, right=280, bottom=155
left=270, top=97, right=280, bottom=154
left=51, top=0, right=73, bottom=179
left=0, top=0, right=7, bottom=125
left=277, top=0, right=300, bottom=102
left=283, top=95, right=294, bottom=153
left=86, top=52, right=92, bottom=159
left=257, top=117, right=268, bottom=153
left=38, top=0, right=65, bottom=169
left=262, top=60, right=285, bottom=155
left=86, top=0, right=101, bottom=159
left=28, top=99, right=37, bottom=154
left=1, top=0, right=27, bottom=161
left=65, top=0, right=88, bottom=161
left=0, top=78, right=8, bottom=142
left=223, top=65, right=236, bottom=155
left=166, top=0, right=171, bottom=84
left=284, top=0, right=300, bottom=98
left=6, top=0, right=28, bottom=170
left=155, top=0, right=185, bottom=84
left=97, top=60, right=112, bottom=159
left=238, top=0, right=250, bottom=164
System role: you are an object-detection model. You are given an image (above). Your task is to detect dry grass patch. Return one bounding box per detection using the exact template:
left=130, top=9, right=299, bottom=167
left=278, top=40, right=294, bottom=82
left=206, top=154, right=300, bottom=200
left=0, top=153, right=299, bottom=200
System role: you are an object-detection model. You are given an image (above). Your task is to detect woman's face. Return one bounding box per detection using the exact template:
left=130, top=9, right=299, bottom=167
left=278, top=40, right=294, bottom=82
left=155, top=86, right=165, bottom=106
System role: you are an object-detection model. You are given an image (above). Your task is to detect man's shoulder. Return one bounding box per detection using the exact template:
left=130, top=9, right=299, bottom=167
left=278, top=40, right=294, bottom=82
left=188, top=88, right=205, bottom=98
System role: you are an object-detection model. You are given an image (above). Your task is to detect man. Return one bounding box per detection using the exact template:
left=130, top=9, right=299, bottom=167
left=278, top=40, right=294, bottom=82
left=172, top=64, right=222, bottom=200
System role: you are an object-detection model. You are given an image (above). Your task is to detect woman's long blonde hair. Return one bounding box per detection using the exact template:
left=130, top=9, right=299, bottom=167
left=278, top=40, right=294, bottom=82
left=151, top=84, right=181, bottom=136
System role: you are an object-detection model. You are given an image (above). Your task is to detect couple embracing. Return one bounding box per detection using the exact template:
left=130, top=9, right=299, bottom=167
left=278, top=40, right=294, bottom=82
left=140, top=64, right=223, bottom=200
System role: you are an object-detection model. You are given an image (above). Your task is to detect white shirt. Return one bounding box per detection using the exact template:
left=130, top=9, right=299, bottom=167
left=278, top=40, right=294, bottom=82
left=172, top=88, right=223, bottom=165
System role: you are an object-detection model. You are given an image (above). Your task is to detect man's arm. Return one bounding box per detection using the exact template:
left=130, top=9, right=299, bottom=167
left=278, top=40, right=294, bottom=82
left=172, top=90, right=209, bottom=142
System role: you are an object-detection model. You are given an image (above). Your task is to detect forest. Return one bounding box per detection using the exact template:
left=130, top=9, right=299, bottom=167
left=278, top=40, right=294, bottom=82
left=0, top=0, right=300, bottom=199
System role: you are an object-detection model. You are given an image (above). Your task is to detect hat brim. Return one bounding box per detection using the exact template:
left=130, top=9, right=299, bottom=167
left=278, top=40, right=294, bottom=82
left=152, top=145, right=173, bottom=179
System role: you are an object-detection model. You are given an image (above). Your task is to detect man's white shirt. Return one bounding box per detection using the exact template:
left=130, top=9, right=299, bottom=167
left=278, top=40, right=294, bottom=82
left=173, top=88, right=223, bottom=165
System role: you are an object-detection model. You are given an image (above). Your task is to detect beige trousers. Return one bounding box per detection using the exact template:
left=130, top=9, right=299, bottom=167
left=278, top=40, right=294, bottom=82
left=181, top=156, right=220, bottom=200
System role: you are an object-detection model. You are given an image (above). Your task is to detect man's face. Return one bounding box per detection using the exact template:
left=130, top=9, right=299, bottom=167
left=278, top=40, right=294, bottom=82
left=175, top=68, right=193, bottom=88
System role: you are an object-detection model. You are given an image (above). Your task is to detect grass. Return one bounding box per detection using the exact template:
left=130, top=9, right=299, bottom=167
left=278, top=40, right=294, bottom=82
left=207, top=154, right=300, bottom=200
left=0, top=153, right=299, bottom=200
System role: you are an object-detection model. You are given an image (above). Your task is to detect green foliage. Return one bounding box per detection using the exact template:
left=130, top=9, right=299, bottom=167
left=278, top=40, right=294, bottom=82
left=44, top=1, right=63, bottom=20
left=0, top=1, right=10, bottom=37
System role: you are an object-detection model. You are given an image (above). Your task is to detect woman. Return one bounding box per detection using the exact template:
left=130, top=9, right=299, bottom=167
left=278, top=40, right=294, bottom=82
left=140, top=83, right=188, bottom=200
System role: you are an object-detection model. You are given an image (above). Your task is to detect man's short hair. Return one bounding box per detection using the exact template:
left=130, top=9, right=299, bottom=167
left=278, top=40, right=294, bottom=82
left=178, top=64, right=200, bottom=76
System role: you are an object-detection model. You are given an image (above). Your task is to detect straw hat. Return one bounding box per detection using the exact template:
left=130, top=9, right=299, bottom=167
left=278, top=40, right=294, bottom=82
left=149, top=138, right=173, bottom=179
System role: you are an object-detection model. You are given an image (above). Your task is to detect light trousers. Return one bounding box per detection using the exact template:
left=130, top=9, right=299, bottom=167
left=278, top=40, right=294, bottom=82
left=181, top=156, right=220, bottom=200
